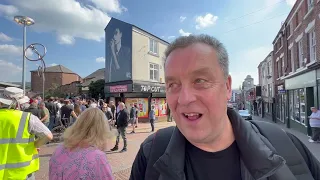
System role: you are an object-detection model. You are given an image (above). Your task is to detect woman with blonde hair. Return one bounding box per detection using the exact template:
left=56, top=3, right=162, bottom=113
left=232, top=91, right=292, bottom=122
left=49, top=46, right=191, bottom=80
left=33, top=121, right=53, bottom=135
left=49, top=108, right=114, bottom=180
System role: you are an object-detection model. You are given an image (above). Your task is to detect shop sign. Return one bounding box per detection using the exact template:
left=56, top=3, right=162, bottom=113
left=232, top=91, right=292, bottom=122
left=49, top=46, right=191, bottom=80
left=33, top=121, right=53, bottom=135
left=277, top=85, right=285, bottom=94
left=134, top=83, right=166, bottom=93
left=110, top=85, right=128, bottom=93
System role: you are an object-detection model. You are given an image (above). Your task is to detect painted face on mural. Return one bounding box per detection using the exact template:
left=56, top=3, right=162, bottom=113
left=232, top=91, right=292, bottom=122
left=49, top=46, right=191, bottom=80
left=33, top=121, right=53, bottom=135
left=113, top=28, right=122, bottom=45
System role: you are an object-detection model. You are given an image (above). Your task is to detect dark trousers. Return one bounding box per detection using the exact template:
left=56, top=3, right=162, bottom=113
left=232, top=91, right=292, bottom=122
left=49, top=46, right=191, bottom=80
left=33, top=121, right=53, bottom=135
left=311, top=127, right=320, bottom=141
left=115, top=127, right=127, bottom=149
left=48, top=115, right=56, bottom=131
left=150, top=119, right=155, bottom=132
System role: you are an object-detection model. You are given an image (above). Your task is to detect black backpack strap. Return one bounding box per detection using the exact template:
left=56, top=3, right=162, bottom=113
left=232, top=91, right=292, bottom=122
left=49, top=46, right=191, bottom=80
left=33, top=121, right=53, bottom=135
left=145, top=126, right=175, bottom=179
left=250, top=120, right=314, bottom=179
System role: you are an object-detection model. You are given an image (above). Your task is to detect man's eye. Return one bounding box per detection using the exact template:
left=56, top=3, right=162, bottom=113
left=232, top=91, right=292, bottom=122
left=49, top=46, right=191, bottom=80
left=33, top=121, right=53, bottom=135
left=195, top=79, right=206, bottom=84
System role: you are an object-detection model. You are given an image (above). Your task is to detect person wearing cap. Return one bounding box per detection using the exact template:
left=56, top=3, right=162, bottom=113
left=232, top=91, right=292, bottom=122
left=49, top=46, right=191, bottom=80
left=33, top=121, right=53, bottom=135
left=0, top=87, right=53, bottom=180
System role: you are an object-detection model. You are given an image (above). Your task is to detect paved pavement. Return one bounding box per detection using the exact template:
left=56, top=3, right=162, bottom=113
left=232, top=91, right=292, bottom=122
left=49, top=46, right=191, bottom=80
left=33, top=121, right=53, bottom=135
left=252, top=115, right=320, bottom=161
left=35, top=121, right=176, bottom=180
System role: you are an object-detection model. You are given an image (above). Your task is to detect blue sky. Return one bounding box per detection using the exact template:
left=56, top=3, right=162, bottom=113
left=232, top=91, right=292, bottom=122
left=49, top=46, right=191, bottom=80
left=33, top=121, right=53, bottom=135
left=0, top=0, right=296, bottom=88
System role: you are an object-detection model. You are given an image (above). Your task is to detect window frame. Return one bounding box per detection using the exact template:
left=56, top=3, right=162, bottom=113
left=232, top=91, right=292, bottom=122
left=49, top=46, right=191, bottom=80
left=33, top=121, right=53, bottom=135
left=149, top=63, right=159, bottom=81
left=149, top=38, right=159, bottom=55
left=309, top=28, right=316, bottom=63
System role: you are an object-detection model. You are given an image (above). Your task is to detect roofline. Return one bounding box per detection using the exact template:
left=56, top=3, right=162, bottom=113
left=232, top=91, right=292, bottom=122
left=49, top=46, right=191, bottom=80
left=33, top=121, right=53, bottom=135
left=258, top=50, right=273, bottom=68
left=105, top=17, right=170, bottom=45
left=272, top=23, right=286, bottom=44
left=272, top=0, right=300, bottom=44
left=30, top=70, right=82, bottom=77
left=132, top=25, right=170, bottom=45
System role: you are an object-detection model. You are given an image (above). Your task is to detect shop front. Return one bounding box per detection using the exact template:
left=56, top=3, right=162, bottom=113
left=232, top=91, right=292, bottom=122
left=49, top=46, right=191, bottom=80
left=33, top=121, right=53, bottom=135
left=285, top=70, right=317, bottom=135
left=105, top=81, right=167, bottom=122
left=276, top=84, right=287, bottom=124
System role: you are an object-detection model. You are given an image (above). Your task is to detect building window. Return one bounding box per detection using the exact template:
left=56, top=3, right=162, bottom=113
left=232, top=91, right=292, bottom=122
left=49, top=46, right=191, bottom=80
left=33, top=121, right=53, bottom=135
left=294, top=89, right=300, bottom=122
left=309, top=29, right=316, bottom=62
left=307, top=0, right=314, bottom=11
left=299, top=89, right=306, bottom=124
left=290, top=49, right=295, bottom=72
left=149, top=63, right=159, bottom=81
left=277, top=61, right=280, bottom=77
left=295, top=13, right=299, bottom=28
left=267, top=62, right=271, bottom=76
left=297, top=39, right=304, bottom=68
left=281, top=57, right=285, bottom=76
left=149, top=39, right=158, bottom=55
left=268, top=84, right=272, bottom=97
left=289, top=90, right=294, bottom=120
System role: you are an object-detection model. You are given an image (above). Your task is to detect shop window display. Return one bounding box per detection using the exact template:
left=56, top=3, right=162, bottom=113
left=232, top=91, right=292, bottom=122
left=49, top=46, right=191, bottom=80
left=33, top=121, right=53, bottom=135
left=125, top=98, right=149, bottom=118
left=294, top=89, right=300, bottom=122
left=299, top=89, right=306, bottom=124
left=289, top=91, right=294, bottom=121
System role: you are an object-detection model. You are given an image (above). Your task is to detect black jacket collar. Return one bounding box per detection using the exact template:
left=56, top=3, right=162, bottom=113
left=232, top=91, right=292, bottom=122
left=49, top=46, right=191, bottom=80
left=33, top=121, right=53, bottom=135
left=154, top=108, right=285, bottom=179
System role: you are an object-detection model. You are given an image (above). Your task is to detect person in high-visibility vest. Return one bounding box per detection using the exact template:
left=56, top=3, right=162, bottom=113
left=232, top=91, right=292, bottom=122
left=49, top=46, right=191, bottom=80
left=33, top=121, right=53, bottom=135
left=0, top=87, right=53, bottom=180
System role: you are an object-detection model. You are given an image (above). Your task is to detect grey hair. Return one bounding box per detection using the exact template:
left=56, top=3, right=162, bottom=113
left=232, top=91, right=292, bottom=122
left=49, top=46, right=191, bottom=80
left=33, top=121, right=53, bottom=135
left=165, top=34, right=229, bottom=78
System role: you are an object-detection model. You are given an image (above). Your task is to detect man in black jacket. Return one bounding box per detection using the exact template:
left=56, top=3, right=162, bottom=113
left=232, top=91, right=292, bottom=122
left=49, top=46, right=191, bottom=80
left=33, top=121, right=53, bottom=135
left=130, top=35, right=320, bottom=180
left=111, top=102, right=129, bottom=152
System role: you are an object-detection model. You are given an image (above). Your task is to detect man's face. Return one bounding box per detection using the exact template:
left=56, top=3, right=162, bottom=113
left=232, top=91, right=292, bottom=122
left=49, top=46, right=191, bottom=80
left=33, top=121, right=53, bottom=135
left=119, top=103, right=124, bottom=110
left=311, top=108, right=317, bottom=113
left=40, top=103, right=44, bottom=109
left=113, top=29, right=122, bottom=45
left=33, top=99, right=38, bottom=105
left=165, top=43, right=232, bottom=145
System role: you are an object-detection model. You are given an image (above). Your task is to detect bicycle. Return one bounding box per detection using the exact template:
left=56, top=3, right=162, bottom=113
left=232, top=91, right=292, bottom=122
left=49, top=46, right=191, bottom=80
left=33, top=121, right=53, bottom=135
left=50, top=115, right=72, bottom=143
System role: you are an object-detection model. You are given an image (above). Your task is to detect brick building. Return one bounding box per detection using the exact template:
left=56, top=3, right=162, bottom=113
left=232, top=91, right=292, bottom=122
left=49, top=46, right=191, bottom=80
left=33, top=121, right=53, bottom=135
left=272, top=0, right=320, bottom=134
left=31, top=65, right=82, bottom=93
left=258, top=52, right=274, bottom=119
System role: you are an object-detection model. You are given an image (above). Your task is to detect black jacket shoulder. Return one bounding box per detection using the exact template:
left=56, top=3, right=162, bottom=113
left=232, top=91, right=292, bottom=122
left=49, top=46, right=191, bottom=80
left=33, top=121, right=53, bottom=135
left=130, top=127, right=175, bottom=180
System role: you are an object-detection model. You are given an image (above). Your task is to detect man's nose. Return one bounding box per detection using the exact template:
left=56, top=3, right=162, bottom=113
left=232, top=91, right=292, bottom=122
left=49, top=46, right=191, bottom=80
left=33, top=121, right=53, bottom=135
left=177, top=86, right=196, bottom=106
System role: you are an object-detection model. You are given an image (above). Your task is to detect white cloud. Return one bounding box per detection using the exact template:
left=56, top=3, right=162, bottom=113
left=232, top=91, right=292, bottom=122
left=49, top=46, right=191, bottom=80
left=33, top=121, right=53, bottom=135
left=0, top=0, right=126, bottom=45
left=57, top=34, right=75, bottom=45
left=179, top=29, right=191, bottom=36
left=180, top=16, right=186, bottom=22
left=230, top=46, right=272, bottom=89
left=0, top=44, right=32, bottom=57
left=96, top=57, right=105, bottom=63
left=90, top=0, right=127, bottom=13
left=0, top=60, right=22, bottom=82
left=0, top=4, right=18, bottom=16
left=195, top=13, right=218, bottom=30
left=168, top=36, right=175, bottom=39
left=286, top=0, right=296, bottom=6
left=49, top=63, right=58, bottom=67
left=0, top=32, right=13, bottom=42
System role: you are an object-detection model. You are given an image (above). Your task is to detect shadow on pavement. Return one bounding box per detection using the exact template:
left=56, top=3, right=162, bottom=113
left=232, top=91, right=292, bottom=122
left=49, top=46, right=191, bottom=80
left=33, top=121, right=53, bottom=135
left=105, top=151, right=120, bottom=154
left=127, top=131, right=152, bottom=134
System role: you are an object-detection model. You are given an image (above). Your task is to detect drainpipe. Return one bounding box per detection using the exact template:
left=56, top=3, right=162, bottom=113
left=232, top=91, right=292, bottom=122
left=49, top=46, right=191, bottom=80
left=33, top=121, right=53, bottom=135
left=284, top=22, right=290, bottom=128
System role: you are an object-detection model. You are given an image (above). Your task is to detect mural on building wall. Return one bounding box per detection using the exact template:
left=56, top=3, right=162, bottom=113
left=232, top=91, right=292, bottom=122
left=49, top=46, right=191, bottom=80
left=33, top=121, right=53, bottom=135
left=105, top=18, right=132, bottom=83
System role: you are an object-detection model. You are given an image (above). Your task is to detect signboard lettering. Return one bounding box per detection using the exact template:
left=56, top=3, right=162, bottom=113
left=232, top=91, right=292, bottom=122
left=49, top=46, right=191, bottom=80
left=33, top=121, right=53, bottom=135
left=140, top=85, right=161, bottom=93
left=110, top=85, right=128, bottom=93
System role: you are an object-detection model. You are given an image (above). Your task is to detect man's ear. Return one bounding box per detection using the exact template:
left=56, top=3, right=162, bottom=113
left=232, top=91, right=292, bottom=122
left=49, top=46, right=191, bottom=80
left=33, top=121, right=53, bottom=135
left=226, top=75, right=232, bottom=101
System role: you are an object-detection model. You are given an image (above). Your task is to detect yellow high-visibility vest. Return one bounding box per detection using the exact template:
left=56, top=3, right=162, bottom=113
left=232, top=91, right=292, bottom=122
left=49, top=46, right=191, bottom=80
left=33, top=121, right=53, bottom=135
left=0, top=109, right=39, bottom=180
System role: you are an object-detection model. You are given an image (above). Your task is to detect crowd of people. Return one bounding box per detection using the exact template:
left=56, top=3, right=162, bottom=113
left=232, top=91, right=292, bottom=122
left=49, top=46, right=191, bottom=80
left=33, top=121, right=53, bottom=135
left=0, top=87, right=155, bottom=180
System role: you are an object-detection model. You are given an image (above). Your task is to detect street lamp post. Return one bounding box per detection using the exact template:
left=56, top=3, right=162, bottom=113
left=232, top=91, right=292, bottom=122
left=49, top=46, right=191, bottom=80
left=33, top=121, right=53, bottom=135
left=14, top=16, right=35, bottom=95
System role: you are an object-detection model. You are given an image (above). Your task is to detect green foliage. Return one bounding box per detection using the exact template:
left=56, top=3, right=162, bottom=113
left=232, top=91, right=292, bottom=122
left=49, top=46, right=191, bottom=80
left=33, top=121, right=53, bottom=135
left=88, top=79, right=105, bottom=99
left=45, top=83, right=64, bottom=98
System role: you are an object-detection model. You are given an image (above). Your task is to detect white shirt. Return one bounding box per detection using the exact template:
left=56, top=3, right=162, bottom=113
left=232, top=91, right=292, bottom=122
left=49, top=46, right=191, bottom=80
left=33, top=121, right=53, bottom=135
left=89, top=103, right=97, bottom=108
left=309, top=110, right=320, bottom=127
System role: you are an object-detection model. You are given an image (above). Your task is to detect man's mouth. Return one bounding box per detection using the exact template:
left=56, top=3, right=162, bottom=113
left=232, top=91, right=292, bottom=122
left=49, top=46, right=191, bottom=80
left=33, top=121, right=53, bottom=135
left=183, top=113, right=203, bottom=121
